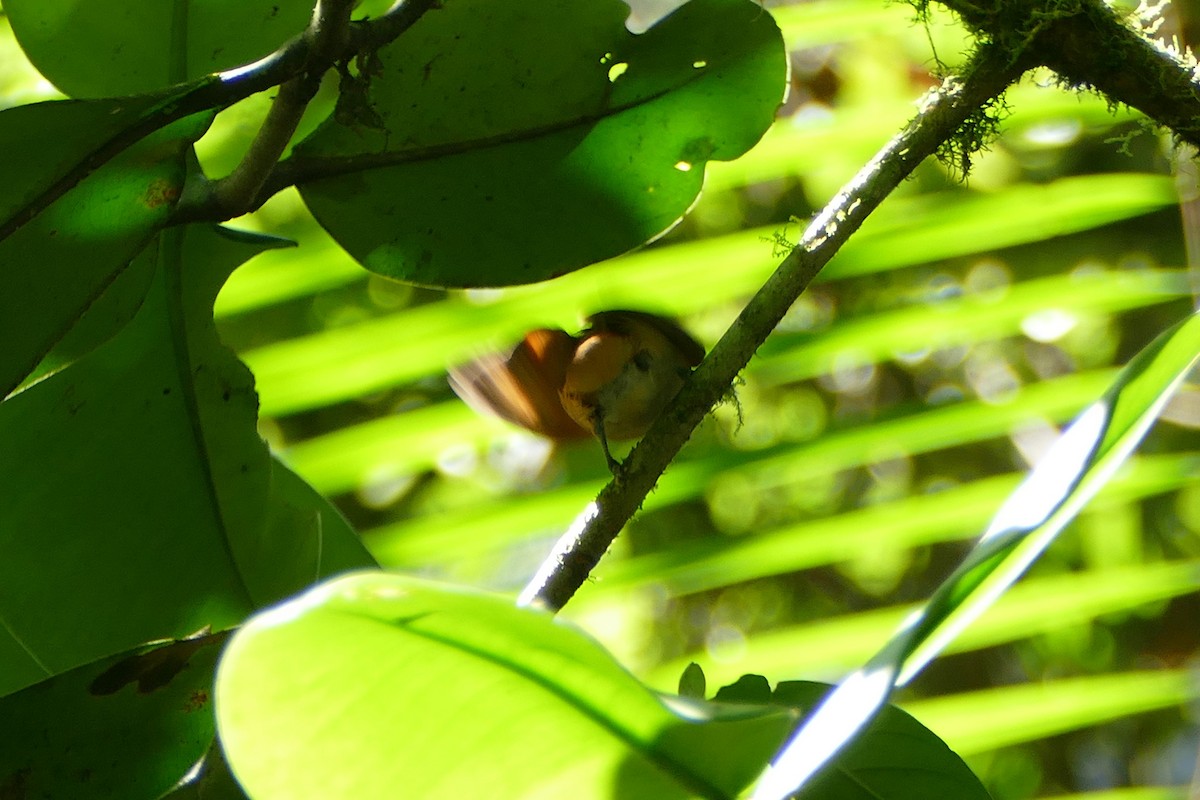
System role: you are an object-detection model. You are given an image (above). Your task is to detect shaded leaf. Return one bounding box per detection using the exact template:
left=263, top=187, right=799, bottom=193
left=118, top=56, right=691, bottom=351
left=160, top=739, right=251, bottom=800
left=5, top=0, right=310, bottom=98
left=0, top=100, right=212, bottom=396
left=252, top=456, right=378, bottom=608
left=0, top=225, right=297, bottom=695
left=295, top=0, right=786, bottom=287
left=714, top=674, right=772, bottom=705
left=0, top=631, right=227, bottom=800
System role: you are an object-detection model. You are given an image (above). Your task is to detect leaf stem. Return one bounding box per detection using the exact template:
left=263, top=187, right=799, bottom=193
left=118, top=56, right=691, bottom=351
left=184, top=0, right=441, bottom=221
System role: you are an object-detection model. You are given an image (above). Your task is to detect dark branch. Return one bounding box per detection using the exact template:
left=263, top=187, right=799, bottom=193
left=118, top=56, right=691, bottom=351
left=177, top=0, right=443, bottom=221
left=204, top=0, right=358, bottom=217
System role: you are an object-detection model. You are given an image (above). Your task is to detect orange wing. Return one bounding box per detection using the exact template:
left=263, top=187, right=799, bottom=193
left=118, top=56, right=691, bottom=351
left=448, top=329, right=591, bottom=441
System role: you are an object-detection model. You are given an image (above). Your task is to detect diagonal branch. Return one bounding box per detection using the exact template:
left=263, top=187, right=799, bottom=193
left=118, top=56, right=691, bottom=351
left=204, top=0, right=359, bottom=218
left=517, top=42, right=1026, bottom=613
left=179, top=0, right=443, bottom=221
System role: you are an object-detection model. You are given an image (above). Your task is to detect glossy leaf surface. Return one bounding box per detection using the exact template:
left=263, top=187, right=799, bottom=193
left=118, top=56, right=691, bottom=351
left=217, top=572, right=794, bottom=799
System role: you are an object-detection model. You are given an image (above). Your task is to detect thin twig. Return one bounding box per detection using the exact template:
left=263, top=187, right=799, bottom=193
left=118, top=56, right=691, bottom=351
left=183, top=0, right=443, bottom=220
left=517, top=43, right=1026, bottom=613
left=205, top=0, right=356, bottom=216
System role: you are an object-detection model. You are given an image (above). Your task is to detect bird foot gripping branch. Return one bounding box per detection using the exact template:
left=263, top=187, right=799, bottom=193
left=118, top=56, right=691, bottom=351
left=449, top=310, right=705, bottom=476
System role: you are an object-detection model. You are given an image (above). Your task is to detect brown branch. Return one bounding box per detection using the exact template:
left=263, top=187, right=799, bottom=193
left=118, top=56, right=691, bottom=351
left=517, top=43, right=1025, bottom=612
left=205, top=0, right=358, bottom=217
left=176, top=0, right=443, bottom=222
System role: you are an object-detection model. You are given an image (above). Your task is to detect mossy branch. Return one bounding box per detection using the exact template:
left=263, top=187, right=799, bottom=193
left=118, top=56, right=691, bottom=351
left=518, top=44, right=1024, bottom=612
left=935, top=0, right=1200, bottom=146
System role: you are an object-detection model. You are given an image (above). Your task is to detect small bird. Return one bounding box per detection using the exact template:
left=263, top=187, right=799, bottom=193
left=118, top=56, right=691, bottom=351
left=449, top=310, right=705, bottom=473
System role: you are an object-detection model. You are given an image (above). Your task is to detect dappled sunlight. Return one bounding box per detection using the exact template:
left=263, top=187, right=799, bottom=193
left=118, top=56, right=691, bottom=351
left=752, top=663, right=899, bottom=800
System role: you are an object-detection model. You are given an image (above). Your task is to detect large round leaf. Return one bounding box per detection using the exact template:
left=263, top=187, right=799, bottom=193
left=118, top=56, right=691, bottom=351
left=217, top=572, right=794, bottom=799
left=293, top=0, right=786, bottom=287
left=4, top=0, right=311, bottom=98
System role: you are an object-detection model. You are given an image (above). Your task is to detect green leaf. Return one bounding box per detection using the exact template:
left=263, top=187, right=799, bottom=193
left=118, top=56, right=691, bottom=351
left=254, top=457, right=378, bottom=608
left=243, top=175, right=1176, bottom=417
left=0, top=631, right=226, bottom=800
left=678, top=662, right=707, bottom=699
left=0, top=225, right=373, bottom=697
left=905, top=669, right=1200, bottom=757
left=0, top=96, right=169, bottom=224
left=4, top=0, right=310, bottom=98
left=0, top=100, right=212, bottom=396
left=751, top=310, right=1200, bottom=800
left=294, top=0, right=786, bottom=287
left=770, top=682, right=991, bottom=800
left=216, top=572, right=794, bottom=800
left=160, top=741, right=251, bottom=800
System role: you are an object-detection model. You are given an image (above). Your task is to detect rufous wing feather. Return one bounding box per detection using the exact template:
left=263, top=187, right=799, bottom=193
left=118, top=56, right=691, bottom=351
left=448, top=329, right=591, bottom=441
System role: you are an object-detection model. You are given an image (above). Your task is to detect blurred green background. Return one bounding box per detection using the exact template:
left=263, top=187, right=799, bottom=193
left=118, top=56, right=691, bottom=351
left=4, top=1, right=1199, bottom=797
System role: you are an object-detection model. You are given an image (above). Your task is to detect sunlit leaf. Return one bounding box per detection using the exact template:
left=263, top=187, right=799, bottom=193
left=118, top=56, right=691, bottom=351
left=905, top=669, right=1200, bottom=755
left=217, top=572, right=794, bottom=799
left=752, top=310, right=1200, bottom=800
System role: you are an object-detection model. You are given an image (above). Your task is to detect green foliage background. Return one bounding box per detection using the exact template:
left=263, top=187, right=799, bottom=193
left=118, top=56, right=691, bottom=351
left=1, top=0, right=1198, bottom=797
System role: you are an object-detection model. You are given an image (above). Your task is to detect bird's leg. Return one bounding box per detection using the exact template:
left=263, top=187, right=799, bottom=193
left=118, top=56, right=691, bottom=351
left=591, top=412, right=624, bottom=478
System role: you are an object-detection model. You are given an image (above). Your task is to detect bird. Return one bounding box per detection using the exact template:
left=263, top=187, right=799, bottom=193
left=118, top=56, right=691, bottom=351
left=449, top=310, right=705, bottom=474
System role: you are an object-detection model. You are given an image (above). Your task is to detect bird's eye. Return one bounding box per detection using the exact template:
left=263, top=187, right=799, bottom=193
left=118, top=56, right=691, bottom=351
left=632, top=350, right=653, bottom=372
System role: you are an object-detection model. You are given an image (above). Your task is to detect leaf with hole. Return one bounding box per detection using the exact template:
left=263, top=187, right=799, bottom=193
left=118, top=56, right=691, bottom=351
left=294, top=0, right=786, bottom=287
